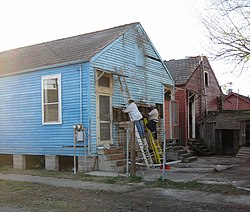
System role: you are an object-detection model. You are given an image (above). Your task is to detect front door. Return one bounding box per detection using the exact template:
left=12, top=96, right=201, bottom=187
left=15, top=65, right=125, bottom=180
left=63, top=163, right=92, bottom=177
left=96, top=70, right=113, bottom=146
left=97, top=94, right=112, bottom=145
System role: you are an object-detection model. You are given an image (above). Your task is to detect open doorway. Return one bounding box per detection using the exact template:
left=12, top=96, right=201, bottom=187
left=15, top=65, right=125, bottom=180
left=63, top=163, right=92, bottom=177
left=188, top=92, right=195, bottom=139
left=96, top=70, right=113, bottom=146
left=221, top=130, right=238, bottom=155
left=246, top=122, right=250, bottom=147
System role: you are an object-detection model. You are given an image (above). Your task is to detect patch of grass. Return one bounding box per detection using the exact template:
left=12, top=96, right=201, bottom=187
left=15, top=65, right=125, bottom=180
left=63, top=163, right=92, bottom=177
left=0, top=166, right=248, bottom=195
left=129, top=175, right=142, bottom=183
left=103, top=177, right=118, bottom=184
left=0, top=166, right=129, bottom=184
left=0, top=180, right=92, bottom=210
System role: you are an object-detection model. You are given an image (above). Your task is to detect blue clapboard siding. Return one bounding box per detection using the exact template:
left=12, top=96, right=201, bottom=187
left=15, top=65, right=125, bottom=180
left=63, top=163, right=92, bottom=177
left=0, top=23, right=173, bottom=158
left=0, top=63, right=92, bottom=156
left=92, top=24, right=173, bottom=107
left=91, top=24, right=174, bottom=143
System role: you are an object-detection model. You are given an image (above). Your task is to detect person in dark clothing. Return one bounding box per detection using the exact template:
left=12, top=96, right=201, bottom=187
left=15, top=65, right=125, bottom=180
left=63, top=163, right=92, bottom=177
left=146, top=106, right=159, bottom=139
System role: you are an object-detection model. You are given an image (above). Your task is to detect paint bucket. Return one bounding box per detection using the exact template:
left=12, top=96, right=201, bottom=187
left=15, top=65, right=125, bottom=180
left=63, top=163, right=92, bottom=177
left=160, top=164, right=171, bottom=170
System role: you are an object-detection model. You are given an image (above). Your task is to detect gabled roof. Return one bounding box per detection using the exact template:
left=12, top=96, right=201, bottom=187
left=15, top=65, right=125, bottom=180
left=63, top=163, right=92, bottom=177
left=0, top=22, right=139, bottom=77
left=164, top=56, right=202, bottom=85
left=225, top=92, right=250, bottom=104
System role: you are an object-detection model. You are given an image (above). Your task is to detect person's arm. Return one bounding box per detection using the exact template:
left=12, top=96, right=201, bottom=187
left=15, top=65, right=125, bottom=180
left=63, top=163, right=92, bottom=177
left=148, top=110, right=154, bottom=117
left=123, top=104, right=131, bottom=113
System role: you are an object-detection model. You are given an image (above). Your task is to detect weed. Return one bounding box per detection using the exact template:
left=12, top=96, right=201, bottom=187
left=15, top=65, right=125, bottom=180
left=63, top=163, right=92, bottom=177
left=129, top=175, right=142, bottom=183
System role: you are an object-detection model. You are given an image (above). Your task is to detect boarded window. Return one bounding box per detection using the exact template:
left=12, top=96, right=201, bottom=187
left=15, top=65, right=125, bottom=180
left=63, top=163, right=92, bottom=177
left=42, top=74, right=61, bottom=124
left=98, top=75, right=110, bottom=87
left=135, top=45, right=145, bottom=67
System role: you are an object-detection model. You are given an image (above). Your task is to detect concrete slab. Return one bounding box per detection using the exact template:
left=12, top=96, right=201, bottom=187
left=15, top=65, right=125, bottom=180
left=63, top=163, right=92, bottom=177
left=86, top=171, right=127, bottom=178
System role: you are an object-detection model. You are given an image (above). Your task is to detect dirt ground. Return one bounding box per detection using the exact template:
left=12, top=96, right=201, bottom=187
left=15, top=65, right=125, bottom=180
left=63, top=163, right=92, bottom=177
left=137, top=156, right=250, bottom=188
left=1, top=180, right=250, bottom=212
left=0, top=156, right=250, bottom=212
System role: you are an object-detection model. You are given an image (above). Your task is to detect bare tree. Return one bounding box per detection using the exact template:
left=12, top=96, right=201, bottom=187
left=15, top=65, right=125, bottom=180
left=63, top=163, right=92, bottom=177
left=202, top=0, right=250, bottom=74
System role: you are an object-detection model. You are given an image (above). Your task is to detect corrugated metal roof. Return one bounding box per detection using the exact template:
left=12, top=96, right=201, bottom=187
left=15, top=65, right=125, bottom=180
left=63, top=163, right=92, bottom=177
left=164, top=56, right=201, bottom=85
left=0, top=22, right=139, bottom=76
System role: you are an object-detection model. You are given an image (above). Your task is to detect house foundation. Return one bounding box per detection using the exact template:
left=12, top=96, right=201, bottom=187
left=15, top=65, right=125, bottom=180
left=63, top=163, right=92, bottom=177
left=13, top=154, right=26, bottom=169
left=78, top=156, right=97, bottom=172
left=45, top=155, right=59, bottom=171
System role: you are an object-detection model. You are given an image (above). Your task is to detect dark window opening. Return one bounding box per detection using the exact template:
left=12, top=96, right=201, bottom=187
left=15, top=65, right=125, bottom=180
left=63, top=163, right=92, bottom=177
left=204, top=71, right=209, bottom=87
left=246, top=123, right=250, bottom=147
left=165, top=90, right=171, bottom=101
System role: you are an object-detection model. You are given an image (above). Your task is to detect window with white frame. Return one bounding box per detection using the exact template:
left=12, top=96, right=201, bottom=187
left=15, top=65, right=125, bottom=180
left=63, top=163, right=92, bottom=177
left=42, top=74, right=62, bottom=124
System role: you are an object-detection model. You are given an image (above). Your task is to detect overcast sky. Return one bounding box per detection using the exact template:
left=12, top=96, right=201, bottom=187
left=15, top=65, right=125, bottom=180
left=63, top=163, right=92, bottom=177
left=0, top=0, right=249, bottom=96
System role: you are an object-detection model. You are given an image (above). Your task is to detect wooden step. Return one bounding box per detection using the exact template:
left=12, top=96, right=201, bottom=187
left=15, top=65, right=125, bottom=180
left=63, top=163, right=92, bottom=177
left=236, top=147, right=250, bottom=159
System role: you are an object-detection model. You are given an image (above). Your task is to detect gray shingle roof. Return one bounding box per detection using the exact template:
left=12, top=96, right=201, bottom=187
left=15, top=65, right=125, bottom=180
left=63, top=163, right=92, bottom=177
left=164, top=56, right=202, bottom=85
left=0, top=22, right=139, bottom=76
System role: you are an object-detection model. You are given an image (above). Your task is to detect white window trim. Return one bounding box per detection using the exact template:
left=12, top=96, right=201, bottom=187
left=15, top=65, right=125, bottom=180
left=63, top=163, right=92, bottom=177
left=41, top=74, right=62, bottom=125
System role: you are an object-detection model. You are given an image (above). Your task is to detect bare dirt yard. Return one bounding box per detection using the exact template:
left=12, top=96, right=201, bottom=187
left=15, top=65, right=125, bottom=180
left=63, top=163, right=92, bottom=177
left=0, top=179, right=250, bottom=212
left=0, top=156, right=250, bottom=212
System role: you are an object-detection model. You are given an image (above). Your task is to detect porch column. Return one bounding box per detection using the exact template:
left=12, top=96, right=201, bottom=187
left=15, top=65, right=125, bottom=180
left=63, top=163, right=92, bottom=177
left=78, top=156, right=96, bottom=172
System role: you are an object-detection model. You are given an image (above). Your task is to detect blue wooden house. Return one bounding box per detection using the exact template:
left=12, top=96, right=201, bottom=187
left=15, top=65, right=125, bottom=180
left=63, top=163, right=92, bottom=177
left=0, top=22, right=174, bottom=172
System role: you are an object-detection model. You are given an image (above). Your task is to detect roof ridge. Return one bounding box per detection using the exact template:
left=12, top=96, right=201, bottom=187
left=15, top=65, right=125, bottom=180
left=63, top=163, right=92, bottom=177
left=165, top=55, right=202, bottom=62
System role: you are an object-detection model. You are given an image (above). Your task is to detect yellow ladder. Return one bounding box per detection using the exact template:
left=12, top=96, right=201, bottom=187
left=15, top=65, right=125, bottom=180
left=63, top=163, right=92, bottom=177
left=116, top=70, right=153, bottom=168
left=143, top=118, right=163, bottom=164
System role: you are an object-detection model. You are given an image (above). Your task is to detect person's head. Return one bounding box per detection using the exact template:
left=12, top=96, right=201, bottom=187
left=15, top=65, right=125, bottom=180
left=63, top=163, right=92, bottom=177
left=128, top=99, right=134, bottom=104
left=149, top=104, right=156, bottom=110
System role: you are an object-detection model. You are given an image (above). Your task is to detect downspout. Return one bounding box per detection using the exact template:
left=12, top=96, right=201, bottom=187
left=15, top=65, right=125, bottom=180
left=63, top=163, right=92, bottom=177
left=80, top=65, right=88, bottom=171
left=79, top=65, right=83, bottom=125
left=87, top=65, right=92, bottom=156
left=169, top=97, right=173, bottom=140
